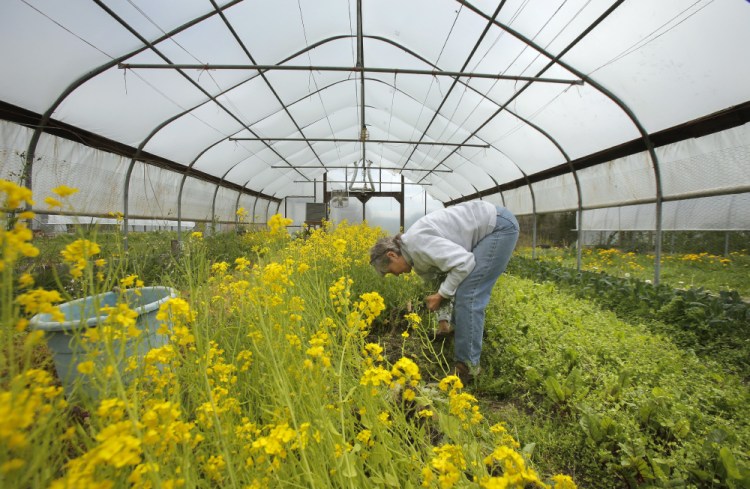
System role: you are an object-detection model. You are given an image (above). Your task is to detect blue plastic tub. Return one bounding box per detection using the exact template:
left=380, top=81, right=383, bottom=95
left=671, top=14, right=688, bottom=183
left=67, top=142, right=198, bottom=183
left=29, top=286, right=178, bottom=398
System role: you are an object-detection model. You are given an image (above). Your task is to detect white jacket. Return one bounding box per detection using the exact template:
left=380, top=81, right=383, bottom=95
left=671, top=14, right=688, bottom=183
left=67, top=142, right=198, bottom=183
left=400, top=201, right=498, bottom=298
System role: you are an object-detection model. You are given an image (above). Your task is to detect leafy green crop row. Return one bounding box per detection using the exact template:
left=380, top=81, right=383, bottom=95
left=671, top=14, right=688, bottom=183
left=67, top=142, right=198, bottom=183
left=480, top=274, right=750, bottom=488
left=507, top=257, right=750, bottom=379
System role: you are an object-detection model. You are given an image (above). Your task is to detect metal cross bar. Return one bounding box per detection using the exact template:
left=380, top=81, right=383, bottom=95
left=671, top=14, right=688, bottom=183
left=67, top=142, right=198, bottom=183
left=296, top=180, right=431, bottom=185
left=230, top=136, right=488, bottom=148
left=270, top=165, right=452, bottom=172
left=118, top=63, right=584, bottom=85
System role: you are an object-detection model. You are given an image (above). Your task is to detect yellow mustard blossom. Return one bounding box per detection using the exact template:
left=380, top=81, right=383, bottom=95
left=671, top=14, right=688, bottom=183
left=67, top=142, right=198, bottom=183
left=439, top=375, right=464, bottom=394
left=378, top=411, right=392, bottom=427
left=305, top=330, right=331, bottom=369
left=550, top=474, right=578, bottom=488
left=52, top=185, right=79, bottom=198
left=96, top=398, right=127, bottom=423
left=422, top=444, right=466, bottom=489
left=404, top=312, right=422, bottom=327
left=448, top=391, right=484, bottom=426
left=261, top=261, right=294, bottom=294
left=333, top=238, right=347, bottom=254
left=0, top=179, right=34, bottom=208
left=356, top=429, right=374, bottom=447
left=1, top=459, right=25, bottom=474
left=15, top=288, right=65, bottom=321
left=267, top=213, right=293, bottom=236
left=0, top=370, right=65, bottom=453
left=1, top=222, right=39, bottom=271
left=237, top=349, right=253, bottom=371
left=119, top=274, right=143, bottom=289
left=481, top=445, right=545, bottom=488
left=156, top=297, right=195, bottom=326
left=250, top=423, right=299, bottom=471
left=141, top=401, right=197, bottom=456
left=60, top=238, right=101, bottom=279
left=360, top=366, right=393, bottom=395
left=329, top=276, right=353, bottom=311
left=77, top=361, right=95, bottom=375
left=390, top=357, right=421, bottom=402
left=100, top=303, right=140, bottom=339
left=42, top=199, right=61, bottom=214
left=18, top=272, right=34, bottom=288
left=490, top=422, right=520, bottom=449
left=363, top=343, right=385, bottom=366
left=127, top=462, right=160, bottom=486
left=356, top=291, right=385, bottom=327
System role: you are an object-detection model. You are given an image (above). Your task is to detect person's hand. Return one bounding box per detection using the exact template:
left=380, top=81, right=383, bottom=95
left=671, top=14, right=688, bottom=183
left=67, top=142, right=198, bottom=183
left=424, top=293, right=443, bottom=312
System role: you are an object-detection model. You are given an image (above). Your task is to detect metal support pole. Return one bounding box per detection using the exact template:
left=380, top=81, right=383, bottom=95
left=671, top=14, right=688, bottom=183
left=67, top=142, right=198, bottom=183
left=238, top=137, right=488, bottom=148
left=119, top=63, right=584, bottom=85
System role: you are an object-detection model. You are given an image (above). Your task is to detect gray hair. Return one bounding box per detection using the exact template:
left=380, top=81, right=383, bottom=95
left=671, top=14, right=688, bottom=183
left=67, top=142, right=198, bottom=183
left=369, top=234, right=402, bottom=275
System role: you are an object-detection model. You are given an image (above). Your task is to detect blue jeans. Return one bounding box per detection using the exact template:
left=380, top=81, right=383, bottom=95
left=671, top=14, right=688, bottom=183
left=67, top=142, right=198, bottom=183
left=452, top=206, right=519, bottom=366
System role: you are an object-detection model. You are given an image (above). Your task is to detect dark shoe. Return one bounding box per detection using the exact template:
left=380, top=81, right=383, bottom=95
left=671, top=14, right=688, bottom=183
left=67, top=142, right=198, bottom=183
left=453, top=362, right=481, bottom=386
left=428, top=325, right=455, bottom=342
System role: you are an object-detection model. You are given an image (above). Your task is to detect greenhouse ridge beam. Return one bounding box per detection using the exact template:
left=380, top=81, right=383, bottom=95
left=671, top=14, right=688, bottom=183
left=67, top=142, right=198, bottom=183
left=271, top=166, right=452, bottom=172
left=230, top=137, right=488, bottom=148
left=117, top=64, right=584, bottom=85
left=296, top=180, right=431, bottom=186
left=0, top=101, right=280, bottom=203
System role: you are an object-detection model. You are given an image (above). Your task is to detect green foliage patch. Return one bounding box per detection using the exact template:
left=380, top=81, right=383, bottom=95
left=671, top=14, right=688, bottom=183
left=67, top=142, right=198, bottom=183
left=481, top=274, right=750, bottom=488
left=508, top=257, right=750, bottom=379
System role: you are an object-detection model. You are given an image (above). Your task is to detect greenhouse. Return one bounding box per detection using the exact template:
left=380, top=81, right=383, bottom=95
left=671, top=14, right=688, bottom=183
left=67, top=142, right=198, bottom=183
left=1, top=1, right=749, bottom=488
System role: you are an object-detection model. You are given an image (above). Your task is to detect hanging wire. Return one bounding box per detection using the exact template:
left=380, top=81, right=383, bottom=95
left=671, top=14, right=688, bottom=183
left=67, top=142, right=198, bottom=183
left=379, top=72, right=398, bottom=168
left=412, top=0, right=530, bottom=171
left=589, top=0, right=711, bottom=76
left=425, top=0, right=574, bottom=167
left=396, top=3, right=464, bottom=167
left=297, top=0, right=345, bottom=168
left=20, top=0, right=111, bottom=57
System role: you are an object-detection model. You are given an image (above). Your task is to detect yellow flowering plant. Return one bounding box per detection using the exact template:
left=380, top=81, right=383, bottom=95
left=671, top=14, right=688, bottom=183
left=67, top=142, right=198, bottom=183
left=2, top=182, right=580, bottom=488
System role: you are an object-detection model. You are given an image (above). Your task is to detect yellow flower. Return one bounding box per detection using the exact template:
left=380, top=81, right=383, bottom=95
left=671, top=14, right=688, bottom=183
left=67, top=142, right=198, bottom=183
left=333, top=238, right=347, bottom=253
left=60, top=239, right=101, bottom=278
left=15, top=288, right=65, bottom=321
left=0, top=179, right=34, bottom=208
left=377, top=412, right=391, bottom=426
left=423, top=444, right=466, bottom=489
left=404, top=312, right=422, bottom=327
left=44, top=196, right=62, bottom=208
left=1, top=458, right=25, bottom=474
left=190, top=231, right=203, bottom=240
left=1, top=222, right=39, bottom=270
left=551, top=474, right=578, bottom=488
left=18, top=273, right=34, bottom=288
left=267, top=214, right=293, bottom=236
left=235, top=257, right=251, bottom=271
left=52, top=185, right=79, bottom=198
left=120, top=275, right=143, bottom=291
left=77, top=360, right=95, bottom=375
